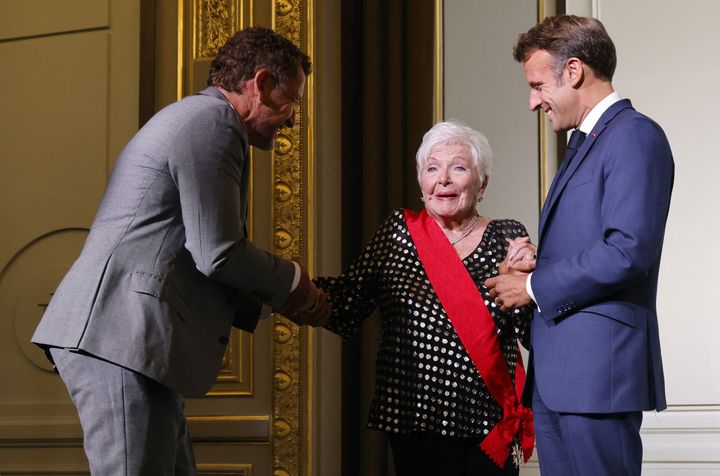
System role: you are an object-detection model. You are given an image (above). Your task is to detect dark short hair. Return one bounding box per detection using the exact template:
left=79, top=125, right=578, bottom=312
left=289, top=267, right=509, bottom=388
left=513, top=15, right=616, bottom=82
left=207, top=27, right=312, bottom=92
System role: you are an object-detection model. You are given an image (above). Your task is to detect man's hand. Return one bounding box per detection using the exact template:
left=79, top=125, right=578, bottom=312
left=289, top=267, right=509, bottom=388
left=278, top=265, right=331, bottom=327
left=485, top=274, right=532, bottom=312
left=285, top=291, right=331, bottom=326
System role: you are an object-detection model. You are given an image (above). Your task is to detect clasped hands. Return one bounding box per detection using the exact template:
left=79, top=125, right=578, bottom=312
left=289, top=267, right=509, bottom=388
left=485, top=236, right=537, bottom=312
left=278, top=265, right=331, bottom=327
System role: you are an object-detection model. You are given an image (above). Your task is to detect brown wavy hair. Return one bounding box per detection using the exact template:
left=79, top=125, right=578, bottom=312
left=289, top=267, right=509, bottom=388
left=208, top=27, right=312, bottom=92
left=513, top=15, right=616, bottom=82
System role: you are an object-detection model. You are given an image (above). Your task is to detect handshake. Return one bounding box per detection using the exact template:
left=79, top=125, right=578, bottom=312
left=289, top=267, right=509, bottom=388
left=277, top=265, right=331, bottom=327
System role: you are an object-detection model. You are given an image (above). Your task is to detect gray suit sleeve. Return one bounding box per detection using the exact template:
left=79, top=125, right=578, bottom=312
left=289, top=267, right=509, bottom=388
left=168, top=101, right=294, bottom=309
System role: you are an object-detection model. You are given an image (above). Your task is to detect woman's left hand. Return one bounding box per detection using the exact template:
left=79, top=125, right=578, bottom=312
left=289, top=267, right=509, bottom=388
left=500, top=237, right=537, bottom=275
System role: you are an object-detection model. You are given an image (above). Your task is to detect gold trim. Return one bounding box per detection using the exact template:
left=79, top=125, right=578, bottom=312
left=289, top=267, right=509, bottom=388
left=187, top=415, right=270, bottom=443
left=433, top=0, right=443, bottom=122
left=304, top=1, right=316, bottom=474
left=272, top=1, right=310, bottom=475
left=196, top=463, right=253, bottom=476
left=194, top=0, right=237, bottom=59
left=538, top=0, right=546, bottom=211
left=177, top=0, right=185, bottom=100
left=537, top=0, right=556, bottom=213
left=187, top=415, right=269, bottom=422
left=206, top=328, right=254, bottom=396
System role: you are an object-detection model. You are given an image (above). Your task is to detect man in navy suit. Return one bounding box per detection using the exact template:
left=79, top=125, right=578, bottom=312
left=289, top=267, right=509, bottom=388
left=486, top=15, right=674, bottom=475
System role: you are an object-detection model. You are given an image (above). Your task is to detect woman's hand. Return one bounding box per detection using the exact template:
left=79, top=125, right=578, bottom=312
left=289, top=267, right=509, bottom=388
left=500, top=237, right=537, bottom=275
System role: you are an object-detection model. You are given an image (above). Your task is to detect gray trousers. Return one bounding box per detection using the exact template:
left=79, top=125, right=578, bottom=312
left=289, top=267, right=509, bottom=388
left=50, top=348, right=196, bottom=475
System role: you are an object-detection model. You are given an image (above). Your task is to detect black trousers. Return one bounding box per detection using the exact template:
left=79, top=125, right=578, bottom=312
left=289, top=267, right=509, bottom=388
left=387, top=433, right=518, bottom=476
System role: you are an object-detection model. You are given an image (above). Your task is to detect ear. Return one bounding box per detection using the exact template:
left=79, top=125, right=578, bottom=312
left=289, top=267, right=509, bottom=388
left=478, top=176, right=489, bottom=197
left=253, top=68, right=274, bottom=101
left=564, top=57, right=584, bottom=87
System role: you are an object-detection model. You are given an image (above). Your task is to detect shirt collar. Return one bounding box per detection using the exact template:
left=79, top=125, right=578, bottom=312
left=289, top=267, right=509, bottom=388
left=577, top=91, right=623, bottom=134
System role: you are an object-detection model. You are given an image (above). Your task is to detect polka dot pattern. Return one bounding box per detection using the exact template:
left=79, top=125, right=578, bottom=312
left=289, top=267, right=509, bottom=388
left=315, top=210, right=532, bottom=439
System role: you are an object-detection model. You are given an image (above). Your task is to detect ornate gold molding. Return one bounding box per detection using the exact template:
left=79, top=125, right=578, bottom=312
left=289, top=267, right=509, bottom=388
left=272, top=1, right=311, bottom=475
left=434, top=0, right=443, bottom=122
left=194, top=0, right=238, bottom=59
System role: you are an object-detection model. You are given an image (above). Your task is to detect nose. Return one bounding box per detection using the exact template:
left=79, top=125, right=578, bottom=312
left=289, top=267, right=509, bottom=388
left=438, top=168, right=451, bottom=185
left=529, top=90, right=541, bottom=111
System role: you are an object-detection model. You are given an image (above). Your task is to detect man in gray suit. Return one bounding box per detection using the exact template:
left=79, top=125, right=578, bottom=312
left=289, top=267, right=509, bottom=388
left=32, top=27, right=329, bottom=475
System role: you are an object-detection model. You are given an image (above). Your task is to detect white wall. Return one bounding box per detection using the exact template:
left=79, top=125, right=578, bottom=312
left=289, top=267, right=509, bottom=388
left=592, top=0, right=720, bottom=473
left=445, top=1, right=720, bottom=474
left=443, top=1, right=540, bottom=241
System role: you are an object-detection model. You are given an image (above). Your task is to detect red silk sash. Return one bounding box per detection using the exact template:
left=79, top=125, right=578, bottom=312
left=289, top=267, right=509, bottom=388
left=405, top=208, right=533, bottom=468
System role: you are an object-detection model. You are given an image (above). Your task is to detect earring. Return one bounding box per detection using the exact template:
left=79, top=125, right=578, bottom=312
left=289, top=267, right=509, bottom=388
left=420, top=194, right=425, bottom=202
left=477, top=196, right=483, bottom=203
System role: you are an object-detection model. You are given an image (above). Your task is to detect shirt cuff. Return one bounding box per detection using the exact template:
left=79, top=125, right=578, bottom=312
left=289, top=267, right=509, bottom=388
left=290, top=261, right=301, bottom=291
left=526, top=272, right=540, bottom=311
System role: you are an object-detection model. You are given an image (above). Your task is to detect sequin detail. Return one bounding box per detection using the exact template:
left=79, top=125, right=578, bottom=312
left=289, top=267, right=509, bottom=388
left=315, top=209, right=532, bottom=439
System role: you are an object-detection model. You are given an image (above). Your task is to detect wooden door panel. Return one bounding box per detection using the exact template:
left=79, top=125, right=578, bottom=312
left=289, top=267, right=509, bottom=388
left=0, top=0, right=138, bottom=472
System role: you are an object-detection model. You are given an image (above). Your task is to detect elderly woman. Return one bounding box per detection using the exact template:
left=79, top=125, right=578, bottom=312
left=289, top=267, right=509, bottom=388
left=315, top=121, right=535, bottom=476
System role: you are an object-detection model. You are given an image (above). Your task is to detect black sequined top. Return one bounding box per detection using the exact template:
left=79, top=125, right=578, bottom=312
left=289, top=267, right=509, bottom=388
left=315, top=209, right=532, bottom=440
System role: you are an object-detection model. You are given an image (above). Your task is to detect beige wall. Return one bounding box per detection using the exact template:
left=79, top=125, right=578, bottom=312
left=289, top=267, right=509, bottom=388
left=0, top=0, right=140, bottom=473
left=444, top=1, right=720, bottom=474
left=443, top=1, right=540, bottom=241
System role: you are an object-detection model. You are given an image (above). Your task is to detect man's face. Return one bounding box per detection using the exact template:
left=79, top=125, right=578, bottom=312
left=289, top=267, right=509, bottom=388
left=246, top=65, right=306, bottom=150
left=523, top=49, right=577, bottom=132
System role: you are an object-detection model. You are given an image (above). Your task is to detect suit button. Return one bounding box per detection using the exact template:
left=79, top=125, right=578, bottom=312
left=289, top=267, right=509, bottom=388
left=219, top=335, right=229, bottom=346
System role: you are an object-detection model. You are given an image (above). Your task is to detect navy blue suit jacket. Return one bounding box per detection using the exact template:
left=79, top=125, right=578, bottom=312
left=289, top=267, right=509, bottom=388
left=525, top=99, right=674, bottom=413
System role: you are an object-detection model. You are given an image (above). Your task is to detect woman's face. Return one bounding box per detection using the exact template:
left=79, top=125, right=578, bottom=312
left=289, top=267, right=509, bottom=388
left=419, top=143, right=485, bottom=222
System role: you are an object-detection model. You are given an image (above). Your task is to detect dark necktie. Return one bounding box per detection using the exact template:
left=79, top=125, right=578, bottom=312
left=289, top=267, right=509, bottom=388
left=563, top=129, right=587, bottom=164
left=543, top=129, right=587, bottom=209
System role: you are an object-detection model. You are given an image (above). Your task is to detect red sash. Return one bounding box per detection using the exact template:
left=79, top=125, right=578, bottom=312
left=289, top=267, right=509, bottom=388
left=405, top=208, right=533, bottom=468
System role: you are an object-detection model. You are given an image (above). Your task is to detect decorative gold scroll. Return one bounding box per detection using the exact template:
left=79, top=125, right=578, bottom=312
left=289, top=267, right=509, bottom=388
left=272, top=3, right=310, bottom=476
left=194, top=0, right=238, bottom=59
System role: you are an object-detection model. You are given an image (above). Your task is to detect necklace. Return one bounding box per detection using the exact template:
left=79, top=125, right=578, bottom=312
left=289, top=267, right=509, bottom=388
left=449, top=216, right=480, bottom=246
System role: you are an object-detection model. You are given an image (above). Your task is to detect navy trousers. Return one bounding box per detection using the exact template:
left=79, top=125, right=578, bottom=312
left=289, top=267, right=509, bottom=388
left=532, top=382, right=643, bottom=476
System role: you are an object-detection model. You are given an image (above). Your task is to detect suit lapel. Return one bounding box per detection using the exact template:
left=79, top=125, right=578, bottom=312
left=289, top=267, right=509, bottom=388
left=539, top=99, right=634, bottom=238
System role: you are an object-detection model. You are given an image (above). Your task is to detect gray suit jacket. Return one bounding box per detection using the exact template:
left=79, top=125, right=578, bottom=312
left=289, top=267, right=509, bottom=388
left=33, top=87, right=295, bottom=397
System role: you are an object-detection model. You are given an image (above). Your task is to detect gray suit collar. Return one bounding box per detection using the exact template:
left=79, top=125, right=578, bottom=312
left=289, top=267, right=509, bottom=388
left=197, top=87, right=249, bottom=145
left=197, top=86, right=226, bottom=101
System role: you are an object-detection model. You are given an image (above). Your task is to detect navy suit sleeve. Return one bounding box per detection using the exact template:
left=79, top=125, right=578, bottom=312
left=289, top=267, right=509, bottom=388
left=532, top=115, right=674, bottom=321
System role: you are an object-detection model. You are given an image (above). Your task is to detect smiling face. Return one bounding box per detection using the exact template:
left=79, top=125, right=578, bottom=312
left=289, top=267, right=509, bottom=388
left=523, top=49, right=579, bottom=133
left=419, top=143, right=486, bottom=223
left=244, top=64, right=305, bottom=150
